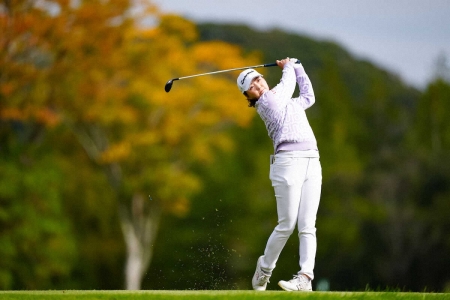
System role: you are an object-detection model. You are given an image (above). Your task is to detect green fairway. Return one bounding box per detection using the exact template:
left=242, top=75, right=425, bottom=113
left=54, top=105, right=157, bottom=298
left=0, top=290, right=448, bottom=300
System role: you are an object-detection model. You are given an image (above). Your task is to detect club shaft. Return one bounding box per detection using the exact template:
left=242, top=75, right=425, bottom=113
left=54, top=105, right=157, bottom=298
left=165, top=60, right=300, bottom=92
left=177, top=63, right=277, bottom=80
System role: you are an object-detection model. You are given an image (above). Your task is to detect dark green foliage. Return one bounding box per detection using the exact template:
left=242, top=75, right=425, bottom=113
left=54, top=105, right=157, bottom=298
left=0, top=122, right=76, bottom=289
left=148, top=23, right=448, bottom=292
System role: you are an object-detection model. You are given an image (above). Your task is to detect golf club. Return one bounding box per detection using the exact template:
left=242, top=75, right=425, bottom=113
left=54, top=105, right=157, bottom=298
left=164, top=59, right=300, bottom=92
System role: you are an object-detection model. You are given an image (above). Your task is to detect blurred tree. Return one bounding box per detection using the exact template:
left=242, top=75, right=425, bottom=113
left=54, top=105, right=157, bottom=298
left=1, top=1, right=255, bottom=289
left=414, top=78, right=450, bottom=154
left=189, top=23, right=450, bottom=292
left=406, top=78, right=450, bottom=290
left=432, top=52, right=450, bottom=83
left=0, top=124, right=76, bottom=289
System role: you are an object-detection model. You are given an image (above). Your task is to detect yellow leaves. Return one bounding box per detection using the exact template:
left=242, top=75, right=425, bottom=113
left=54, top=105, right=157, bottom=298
left=131, top=132, right=158, bottom=147
left=192, top=41, right=252, bottom=72
left=213, top=134, right=234, bottom=152
left=158, top=14, right=198, bottom=42
left=168, top=197, right=190, bottom=217
left=97, top=132, right=159, bottom=165
left=1, top=0, right=259, bottom=217
left=194, top=110, right=220, bottom=126
left=153, top=164, right=202, bottom=216
left=188, top=132, right=236, bottom=164
left=190, top=136, right=214, bottom=163
left=99, top=142, right=131, bottom=164
left=162, top=112, right=185, bottom=145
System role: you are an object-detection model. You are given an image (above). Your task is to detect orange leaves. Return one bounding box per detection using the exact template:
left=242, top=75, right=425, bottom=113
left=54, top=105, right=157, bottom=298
left=0, top=82, right=16, bottom=97
left=0, top=107, right=60, bottom=126
left=0, top=108, right=24, bottom=121
left=0, top=0, right=258, bottom=215
left=35, top=108, right=60, bottom=127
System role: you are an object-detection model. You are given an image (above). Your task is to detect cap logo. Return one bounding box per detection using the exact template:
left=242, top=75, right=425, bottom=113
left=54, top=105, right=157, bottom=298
left=241, top=70, right=255, bottom=84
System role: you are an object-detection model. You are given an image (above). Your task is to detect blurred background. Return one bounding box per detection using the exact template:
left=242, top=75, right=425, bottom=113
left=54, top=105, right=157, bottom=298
left=1, top=0, right=450, bottom=292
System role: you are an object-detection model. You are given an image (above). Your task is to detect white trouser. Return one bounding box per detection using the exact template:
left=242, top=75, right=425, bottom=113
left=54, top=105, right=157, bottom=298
left=260, top=150, right=322, bottom=280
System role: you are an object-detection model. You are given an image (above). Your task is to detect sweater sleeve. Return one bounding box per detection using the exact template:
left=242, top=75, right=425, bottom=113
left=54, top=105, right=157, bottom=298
left=259, top=62, right=297, bottom=111
left=292, top=64, right=315, bottom=110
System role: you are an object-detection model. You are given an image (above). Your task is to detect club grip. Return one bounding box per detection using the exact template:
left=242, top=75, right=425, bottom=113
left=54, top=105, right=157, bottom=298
left=264, top=59, right=301, bottom=67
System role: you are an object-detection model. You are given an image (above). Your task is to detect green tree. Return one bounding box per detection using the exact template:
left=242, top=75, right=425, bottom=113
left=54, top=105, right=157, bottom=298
left=0, top=123, right=76, bottom=289
left=1, top=1, right=255, bottom=290
left=414, top=79, right=450, bottom=154
left=189, top=23, right=449, bottom=292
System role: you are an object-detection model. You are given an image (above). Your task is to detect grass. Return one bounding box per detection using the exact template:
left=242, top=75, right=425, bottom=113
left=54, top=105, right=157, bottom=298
left=0, top=290, right=449, bottom=300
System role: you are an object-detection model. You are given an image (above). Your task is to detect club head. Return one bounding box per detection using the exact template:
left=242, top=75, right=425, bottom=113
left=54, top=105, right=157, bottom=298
left=165, top=78, right=179, bottom=93
left=164, top=80, right=173, bottom=92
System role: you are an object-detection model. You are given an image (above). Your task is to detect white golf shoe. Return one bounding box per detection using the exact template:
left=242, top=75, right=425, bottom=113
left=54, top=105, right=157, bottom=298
left=252, top=256, right=271, bottom=291
left=278, top=274, right=312, bottom=291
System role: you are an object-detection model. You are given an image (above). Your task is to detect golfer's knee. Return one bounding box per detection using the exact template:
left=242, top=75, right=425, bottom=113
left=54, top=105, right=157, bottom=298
left=298, top=226, right=316, bottom=237
left=274, top=223, right=295, bottom=237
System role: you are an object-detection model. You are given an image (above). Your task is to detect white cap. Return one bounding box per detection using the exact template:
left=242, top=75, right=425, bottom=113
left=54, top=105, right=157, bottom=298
left=237, top=69, right=263, bottom=94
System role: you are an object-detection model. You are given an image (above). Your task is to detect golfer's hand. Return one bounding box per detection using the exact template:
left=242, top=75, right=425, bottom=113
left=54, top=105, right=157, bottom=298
left=276, top=57, right=291, bottom=69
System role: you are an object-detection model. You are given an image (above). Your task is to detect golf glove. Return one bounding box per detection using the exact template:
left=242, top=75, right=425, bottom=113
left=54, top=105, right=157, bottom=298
left=290, top=58, right=303, bottom=69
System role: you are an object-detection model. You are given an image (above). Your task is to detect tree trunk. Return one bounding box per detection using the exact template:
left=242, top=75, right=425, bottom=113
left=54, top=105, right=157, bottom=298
left=71, top=124, right=161, bottom=290
left=119, top=193, right=161, bottom=290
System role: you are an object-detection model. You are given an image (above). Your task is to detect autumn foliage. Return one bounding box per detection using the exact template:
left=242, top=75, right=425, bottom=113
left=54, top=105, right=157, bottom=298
left=1, top=0, right=256, bottom=289
left=1, top=0, right=256, bottom=209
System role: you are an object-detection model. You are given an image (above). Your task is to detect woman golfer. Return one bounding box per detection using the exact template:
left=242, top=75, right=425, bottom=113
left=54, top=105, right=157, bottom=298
left=237, top=57, right=322, bottom=291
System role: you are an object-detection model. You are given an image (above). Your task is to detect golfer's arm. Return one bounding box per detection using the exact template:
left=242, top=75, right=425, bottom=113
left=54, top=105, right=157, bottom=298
left=293, top=65, right=315, bottom=109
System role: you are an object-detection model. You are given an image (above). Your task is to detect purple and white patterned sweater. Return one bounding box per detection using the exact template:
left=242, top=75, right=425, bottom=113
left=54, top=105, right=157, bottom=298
left=255, top=62, right=318, bottom=154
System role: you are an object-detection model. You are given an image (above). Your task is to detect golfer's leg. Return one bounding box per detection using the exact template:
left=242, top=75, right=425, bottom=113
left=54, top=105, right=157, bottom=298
left=260, top=157, right=307, bottom=272
left=297, top=158, right=322, bottom=280
left=261, top=181, right=302, bottom=272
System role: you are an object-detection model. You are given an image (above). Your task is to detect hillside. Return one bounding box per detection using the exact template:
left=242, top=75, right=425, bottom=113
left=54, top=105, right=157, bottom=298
left=146, top=23, right=450, bottom=292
